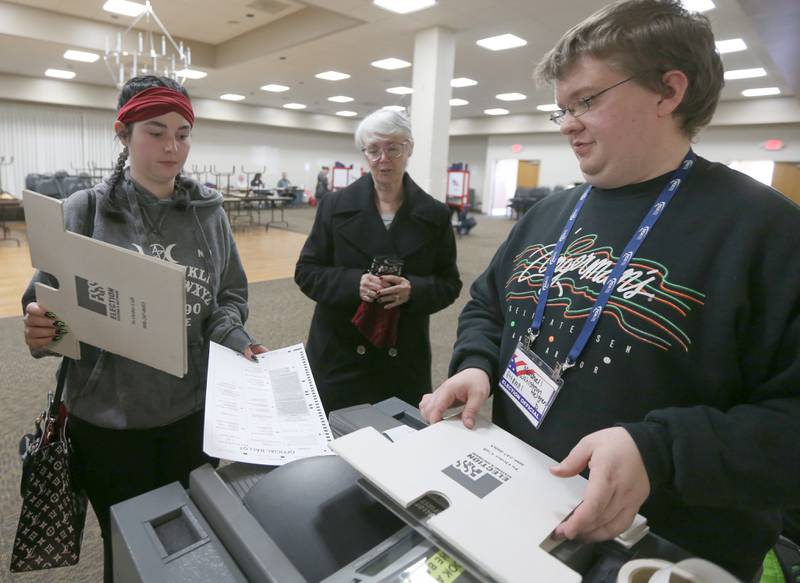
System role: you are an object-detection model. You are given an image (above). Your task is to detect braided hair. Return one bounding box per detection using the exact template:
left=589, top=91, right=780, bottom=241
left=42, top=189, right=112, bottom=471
left=103, top=75, right=190, bottom=217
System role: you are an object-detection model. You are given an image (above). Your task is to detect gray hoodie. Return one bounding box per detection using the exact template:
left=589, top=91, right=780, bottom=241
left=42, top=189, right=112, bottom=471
left=23, top=171, right=255, bottom=429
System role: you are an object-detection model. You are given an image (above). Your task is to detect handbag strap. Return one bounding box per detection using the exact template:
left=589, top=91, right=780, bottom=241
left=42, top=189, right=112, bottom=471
left=85, top=190, right=96, bottom=238
left=48, top=358, right=70, bottom=418
left=47, top=190, right=96, bottom=418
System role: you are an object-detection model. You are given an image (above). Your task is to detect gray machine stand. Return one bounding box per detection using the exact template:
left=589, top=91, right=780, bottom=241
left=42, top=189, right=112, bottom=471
left=111, top=398, right=690, bottom=583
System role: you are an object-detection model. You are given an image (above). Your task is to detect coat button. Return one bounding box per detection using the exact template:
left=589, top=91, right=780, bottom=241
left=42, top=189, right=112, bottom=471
left=356, top=344, right=366, bottom=355
left=388, top=347, right=398, bottom=357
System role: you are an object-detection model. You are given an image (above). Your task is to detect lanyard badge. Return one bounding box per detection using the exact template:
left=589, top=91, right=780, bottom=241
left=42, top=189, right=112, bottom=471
left=499, top=151, right=697, bottom=429
left=501, top=341, right=564, bottom=429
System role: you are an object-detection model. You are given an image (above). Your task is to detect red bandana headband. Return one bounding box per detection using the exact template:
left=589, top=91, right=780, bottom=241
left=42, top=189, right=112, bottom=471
left=116, top=86, right=195, bottom=127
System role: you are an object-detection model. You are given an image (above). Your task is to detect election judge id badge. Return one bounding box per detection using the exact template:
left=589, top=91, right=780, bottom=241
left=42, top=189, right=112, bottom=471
left=500, top=341, right=563, bottom=429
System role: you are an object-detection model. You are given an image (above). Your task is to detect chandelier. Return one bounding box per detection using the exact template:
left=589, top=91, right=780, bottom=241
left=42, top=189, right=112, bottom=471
left=104, top=0, right=192, bottom=88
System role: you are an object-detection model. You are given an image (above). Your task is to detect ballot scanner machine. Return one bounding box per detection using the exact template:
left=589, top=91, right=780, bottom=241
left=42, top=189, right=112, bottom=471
left=111, top=398, right=691, bottom=583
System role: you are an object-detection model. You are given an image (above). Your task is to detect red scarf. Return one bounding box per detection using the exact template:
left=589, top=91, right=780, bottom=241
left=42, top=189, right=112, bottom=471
left=351, top=302, right=400, bottom=349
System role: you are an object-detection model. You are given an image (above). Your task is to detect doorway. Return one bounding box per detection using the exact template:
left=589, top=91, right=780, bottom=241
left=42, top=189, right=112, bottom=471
left=517, top=160, right=540, bottom=189
left=490, top=159, right=540, bottom=216
left=772, top=162, right=800, bottom=206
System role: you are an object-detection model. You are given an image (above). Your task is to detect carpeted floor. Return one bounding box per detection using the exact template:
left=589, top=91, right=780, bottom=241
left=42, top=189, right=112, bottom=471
left=0, top=206, right=515, bottom=582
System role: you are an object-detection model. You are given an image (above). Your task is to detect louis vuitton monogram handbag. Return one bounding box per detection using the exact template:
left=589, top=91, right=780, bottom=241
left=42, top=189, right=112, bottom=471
left=10, top=359, right=88, bottom=572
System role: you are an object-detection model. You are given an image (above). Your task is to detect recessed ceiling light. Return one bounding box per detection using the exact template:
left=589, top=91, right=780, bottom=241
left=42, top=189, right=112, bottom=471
left=328, top=95, right=354, bottom=103
left=315, top=70, right=350, bottom=81
left=451, top=77, right=478, bottom=88
left=102, top=0, right=146, bottom=17
left=476, top=33, right=527, bottom=51
left=382, top=105, right=406, bottom=112
left=386, top=86, right=413, bottom=95
left=496, top=92, right=526, bottom=101
left=715, top=38, right=747, bottom=54
left=450, top=98, right=469, bottom=106
left=64, top=49, right=100, bottom=63
left=373, top=0, right=436, bottom=14
left=680, top=0, right=715, bottom=12
left=220, top=94, right=246, bottom=101
left=742, top=87, right=780, bottom=97
left=45, top=68, right=76, bottom=79
left=484, top=108, right=509, bottom=116
left=283, top=103, right=307, bottom=110
left=176, top=68, right=207, bottom=79
left=724, top=67, right=767, bottom=80
left=336, top=110, right=358, bottom=117
left=261, top=83, right=290, bottom=92
left=536, top=103, right=560, bottom=112
left=371, top=57, right=411, bottom=70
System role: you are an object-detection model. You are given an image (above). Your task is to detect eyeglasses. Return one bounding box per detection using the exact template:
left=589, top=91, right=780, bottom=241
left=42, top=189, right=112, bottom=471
left=549, top=76, right=637, bottom=125
left=362, top=142, right=408, bottom=162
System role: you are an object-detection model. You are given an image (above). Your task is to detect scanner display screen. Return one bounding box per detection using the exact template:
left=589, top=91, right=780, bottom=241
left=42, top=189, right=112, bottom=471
left=392, top=548, right=480, bottom=582
left=355, top=530, right=480, bottom=582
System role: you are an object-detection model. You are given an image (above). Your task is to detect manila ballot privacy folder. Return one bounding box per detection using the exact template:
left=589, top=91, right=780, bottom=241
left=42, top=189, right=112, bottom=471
left=24, top=190, right=187, bottom=377
left=332, top=417, right=649, bottom=583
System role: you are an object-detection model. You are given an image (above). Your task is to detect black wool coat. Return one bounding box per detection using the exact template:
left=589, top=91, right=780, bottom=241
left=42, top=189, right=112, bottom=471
left=295, top=173, right=462, bottom=413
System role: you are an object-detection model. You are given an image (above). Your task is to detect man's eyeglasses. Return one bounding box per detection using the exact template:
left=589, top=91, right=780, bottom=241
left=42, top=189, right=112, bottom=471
left=362, top=142, right=408, bottom=162
left=549, top=75, right=637, bottom=126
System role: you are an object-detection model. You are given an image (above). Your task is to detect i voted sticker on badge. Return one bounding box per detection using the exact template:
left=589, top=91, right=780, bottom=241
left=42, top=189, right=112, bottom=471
left=499, top=343, right=563, bottom=429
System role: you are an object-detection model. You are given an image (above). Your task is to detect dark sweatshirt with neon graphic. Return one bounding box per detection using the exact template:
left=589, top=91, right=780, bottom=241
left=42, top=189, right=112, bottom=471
left=450, top=157, right=800, bottom=580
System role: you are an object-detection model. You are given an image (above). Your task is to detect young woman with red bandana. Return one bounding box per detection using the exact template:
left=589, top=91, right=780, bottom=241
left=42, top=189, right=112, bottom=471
left=22, top=75, right=264, bottom=581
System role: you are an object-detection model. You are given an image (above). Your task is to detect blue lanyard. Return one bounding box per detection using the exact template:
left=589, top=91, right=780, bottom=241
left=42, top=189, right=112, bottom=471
left=524, top=150, right=697, bottom=377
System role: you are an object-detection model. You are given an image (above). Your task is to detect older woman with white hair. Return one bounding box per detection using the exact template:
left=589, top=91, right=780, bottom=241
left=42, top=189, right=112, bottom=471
left=295, top=109, right=462, bottom=412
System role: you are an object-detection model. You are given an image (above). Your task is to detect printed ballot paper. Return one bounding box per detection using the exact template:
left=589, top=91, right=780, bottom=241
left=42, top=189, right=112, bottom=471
left=331, top=418, right=586, bottom=583
left=24, top=190, right=187, bottom=377
left=203, top=342, right=334, bottom=465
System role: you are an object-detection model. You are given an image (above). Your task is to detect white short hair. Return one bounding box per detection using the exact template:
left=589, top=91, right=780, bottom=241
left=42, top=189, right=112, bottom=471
left=355, top=109, right=413, bottom=150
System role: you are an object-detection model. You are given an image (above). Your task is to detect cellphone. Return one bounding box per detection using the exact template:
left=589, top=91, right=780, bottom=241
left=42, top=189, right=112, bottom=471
left=368, top=256, right=404, bottom=276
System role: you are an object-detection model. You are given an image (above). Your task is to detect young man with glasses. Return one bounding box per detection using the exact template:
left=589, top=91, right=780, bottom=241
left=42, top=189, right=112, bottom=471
left=421, top=0, right=800, bottom=579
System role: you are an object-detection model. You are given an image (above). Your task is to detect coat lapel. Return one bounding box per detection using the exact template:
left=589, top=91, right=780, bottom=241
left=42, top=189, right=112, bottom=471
left=336, top=176, right=395, bottom=259
left=336, top=172, right=443, bottom=261
left=391, top=174, right=441, bottom=259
